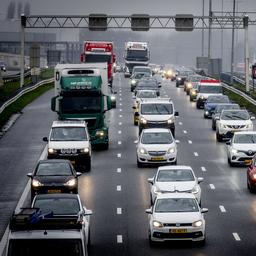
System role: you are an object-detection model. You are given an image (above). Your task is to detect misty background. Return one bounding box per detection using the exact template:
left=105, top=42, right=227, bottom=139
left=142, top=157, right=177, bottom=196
left=0, top=0, right=256, bottom=71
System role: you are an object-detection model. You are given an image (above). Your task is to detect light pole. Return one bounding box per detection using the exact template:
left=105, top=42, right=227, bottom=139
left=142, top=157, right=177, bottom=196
left=208, top=0, right=212, bottom=74
left=230, top=0, right=236, bottom=84
left=202, top=0, right=205, bottom=57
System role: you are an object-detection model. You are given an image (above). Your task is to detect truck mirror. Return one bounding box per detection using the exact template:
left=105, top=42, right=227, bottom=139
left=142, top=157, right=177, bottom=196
left=51, top=96, right=57, bottom=112
left=107, top=96, right=112, bottom=110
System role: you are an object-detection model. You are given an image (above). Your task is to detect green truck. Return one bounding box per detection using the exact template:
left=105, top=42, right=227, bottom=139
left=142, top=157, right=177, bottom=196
left=51, top=63, right=114, bottom=149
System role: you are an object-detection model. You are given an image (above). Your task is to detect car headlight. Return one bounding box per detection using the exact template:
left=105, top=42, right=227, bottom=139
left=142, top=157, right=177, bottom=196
left=96, top=130, right=105, bottom=137
left=177, top=77, right=181, bottom=81
left=167, top=118, right=173, bottom=124
left=167, top=70, right=173, bottom=76
left=205, top=110, right=209, bottom=115
left=153, top=221, right=163, bottom=228
left=48, top=148, right=57, bottom=154
left=192, top=220, right=203, bottom=227
left=252, top=173, right=256, bottom=180
left=32, top=179, right=43, bottom=187
left=139, top=148, right=147, bottom=154
left=110, top=95, right=116, bottom=101
left=187, top=83, right=192, bottom=88
left=140, top=117, right=147, bottom=125
left=200, top=95, right=205, bottom=99
left=153, top=187, right=162, bottom=195
left=192, top=91, right=196, bottom=95
left=81, top=147, right=90, bottom=153
left=192, top=185, right=199, bottom=194
left=167, top=147, right=176, bottom=154
left=65, top=178, right=76, bottom=187
left=131, top=79, right=136, bottom=85
left=231, top=148, right=238, bottom=154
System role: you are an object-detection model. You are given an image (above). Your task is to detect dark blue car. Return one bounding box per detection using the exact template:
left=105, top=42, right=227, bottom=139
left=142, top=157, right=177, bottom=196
left=204, top=95, right=230, bottom=118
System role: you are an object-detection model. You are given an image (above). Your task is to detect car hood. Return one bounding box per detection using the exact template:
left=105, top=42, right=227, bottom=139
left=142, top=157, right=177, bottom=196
left=48, top=141, right=90, bottom=149
left=34, top=175, right=74, bottom=184
left=141, top=143, right=176, bottom=151
left=232, top=143, right=256, bottom=151
left=198, top=93, right=222, bottom=99
left=141, top=114, right=173, bottom=121
left=220, top=120, right=252, bottom=125
left=205, top=103, right=222, bottom=110
left=153, top=212, right=202, bottom=224
left=155, top=181, right=196, bottom=192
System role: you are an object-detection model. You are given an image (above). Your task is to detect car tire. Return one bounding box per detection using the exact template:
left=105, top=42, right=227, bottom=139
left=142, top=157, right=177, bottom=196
left=134, top=120, right=138, bottom=126
left=150, top=194, right=153, bottom=205
left=216, top=132, right=222, bottom=142
left=190, top=97, right=193, bottom=102
left=173, top=159, right=177, bottom=165
left=196, top=238, right=206, bottom=247
left=137, top=159, right=143, bottom=168
left=212, top=122, right=216, bottom=130
left=176, top=84, right=179, bottom=87
left=196, top=102, right=201, bottom=109
left=204, top=114, right=207, bottom=119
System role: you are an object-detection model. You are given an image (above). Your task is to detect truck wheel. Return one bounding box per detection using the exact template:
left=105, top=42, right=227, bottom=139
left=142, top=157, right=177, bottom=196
left=101, top=143, right=109, bottom=150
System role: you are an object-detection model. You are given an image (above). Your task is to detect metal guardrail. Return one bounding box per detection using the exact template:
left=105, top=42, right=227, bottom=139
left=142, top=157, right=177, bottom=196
left=2, top=70, right=31, bottom=83
left=0, top=78, right=54, bottom=115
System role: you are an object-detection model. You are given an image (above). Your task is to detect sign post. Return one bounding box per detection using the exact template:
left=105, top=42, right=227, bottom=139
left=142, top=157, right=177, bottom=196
left=252, top=64, right=256, bottom=92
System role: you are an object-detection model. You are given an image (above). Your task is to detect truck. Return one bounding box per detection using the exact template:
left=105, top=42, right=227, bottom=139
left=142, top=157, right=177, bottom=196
left=80, top=41, right=116, bottom=86
left=124, top=42, right=150, bottom=76
left=51, top=63, right=113, bottom=150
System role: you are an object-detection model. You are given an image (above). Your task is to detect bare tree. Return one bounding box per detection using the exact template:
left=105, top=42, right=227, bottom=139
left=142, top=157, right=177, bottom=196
left=6, top=1, right=16, bottom=20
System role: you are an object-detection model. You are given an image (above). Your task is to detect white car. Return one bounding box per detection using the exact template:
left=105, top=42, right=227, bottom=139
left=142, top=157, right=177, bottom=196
left=146, top=193, right=208, bottom=245
left=216, top=109, right=254, bottom=142
left=226, top=131, right=256, bottom=166
left=148, top=166, right=203, bottom=204
left=136, top=128, right=177, bottom=167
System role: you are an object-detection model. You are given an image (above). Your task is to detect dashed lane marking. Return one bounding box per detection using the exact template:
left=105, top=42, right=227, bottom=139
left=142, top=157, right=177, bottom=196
left=233, top=233, right=241, bottom=241
left=201, top=167, right=207, bottom=172
left=117, top=153, right=122, bottom=158
left=209, top=184, right=215, bottom=190
left=119, top=109, right=122, bottom=112
left=117, top=168, right=122, bottom=173
left=178, top=122, right=183, bottom=125
left=194, top=152, right=199, bottom=157
left=118, top=130, right=122, bottom=134
left=117, top=185, right=122, bottom=191
left=183, top=130, right=187, bottom=134
left=117, top=235, right=123, bottom=243
left=119, top=114, right=122, bottom=118
left=118, top=141, right=122, bottom=145
left=117, top=208, right=122, bottom=214
left=119, top=122, right=122, bottom=125
left=219, top=205, right=226, bottom=213
left=188, top=140, right=192, bottom=144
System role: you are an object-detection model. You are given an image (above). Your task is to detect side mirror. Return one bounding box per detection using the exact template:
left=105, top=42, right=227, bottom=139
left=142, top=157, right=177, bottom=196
left=175, top=111, right=179, bottom=117
left=132, top=106, right=136, bottom=109
left=201, top=208, right=208, bottom=213
left=43, top=137, right=48, bottom=142
left=226, top=140, right=231, bottom=145
left=158, top=84, right=162, bottom=88
left=27, top=173, right=33, bottom=178
left=251, top=116, right=255, bottom=120
left=147, top=177, right=154, bottom=184
left=197, top=177, right=204, bottom=183
left=76, top=172, right=82, bottom=177
left=134, top=112, right=139, bottom=117
left=84, top=208, right=93, bottom=216
left=145, top=208, right=153, bottom=214
left=175, top=140, right=180, bottom=144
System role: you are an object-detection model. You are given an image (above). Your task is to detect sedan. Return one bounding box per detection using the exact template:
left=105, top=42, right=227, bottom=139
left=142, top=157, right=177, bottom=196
left=27, top=159, right=81, bottom=199
left=146, top=193, right=208, bottom=246
left=247, top=156, right=256, bottom=192
left=136, top=128, right=177, bottom=167
left=148, top=165, right=203, bottom=204
left=227, top=131, right=256, bottom=166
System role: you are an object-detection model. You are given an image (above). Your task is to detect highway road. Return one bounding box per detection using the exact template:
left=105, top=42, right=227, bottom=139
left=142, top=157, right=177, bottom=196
left=1, top=73, right=256, bottom=255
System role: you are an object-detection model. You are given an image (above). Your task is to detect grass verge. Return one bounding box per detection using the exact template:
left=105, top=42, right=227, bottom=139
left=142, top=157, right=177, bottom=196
left=0, top=82, right=53, bottom=130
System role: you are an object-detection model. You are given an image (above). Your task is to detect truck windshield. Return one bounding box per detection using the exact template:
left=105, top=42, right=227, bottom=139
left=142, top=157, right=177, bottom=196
left=141, top=104, right=173, bottom=115
left=85, top=54, right=111, bottom=64
left=8, top=239, right=83, bottom=256
left=126, top=50, right=149, bottom=61
left=199, top=85, right=222, bottom=93
left=61, top=96, right=101, bottom=114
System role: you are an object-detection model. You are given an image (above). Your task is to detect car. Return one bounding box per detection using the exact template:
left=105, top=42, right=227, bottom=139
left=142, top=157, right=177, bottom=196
left=146, top=193, right=208, bottom=246
left=212, top=103, right=240, bottom=130
left=147, top=165, right=203, bottom=204
left=132, top=90, right=158, bottom=125
left=189, top=83, right=199, bottom=102
left=184, top=75, right=205, bottom=95
left=132, top=66, right=152, bottom=77
left=27, top=159, right=81, bottom=199
left=130, top=72, right=151, bottom=92
left=196, top=80, right=223, bottom=109
left=136, top=128, right=177, bottom=167
left=138, top=98, right=179, bottom=136
left=203, top=95, right=230, bottom=118
left=247, top=156, right=256, bottom=192
left=176, top=70, right=195, bottom=87
left=226, top=131, right=256, bottom=166
left=43, top=120, right=92, bottom=171
left=134, top=77, right=161, bottom=96
left=216, top=110, right=254, bottom=142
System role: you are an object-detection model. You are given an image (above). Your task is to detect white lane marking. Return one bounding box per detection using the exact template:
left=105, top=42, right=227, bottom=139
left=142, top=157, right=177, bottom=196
left=119, top=114, right=122, bottom=118
left=233, top=233, right=241, bottom=241
left=118, top=130, right=122, bottom=134
left=219, top=205, right=226, bottom=213
left=179, top=122, right=183, bottom=125
left=117, top=185, right=122, bottom=191
left=183, top=130, right=187, bottom=134
left=0, top=145, right=48, bottom=255
left=119, top=103, right=122, bottom=106
left=120, top=98, right=122, bottom=101
left=117, top=168, right=122, bottom=173
left=201, top=166, right=207, bottom=172
left=119, top=122, right=122, bottom=125
left=119, top=109, right=122, bottom=112
left=117, top=235, right=123, bottom=243
left=209, top=184, right=215, bottom=190
left=118, top=141, right=122, bottom=145
left=194, top=152, right=199, bottom=157
left=117, top=208, right=122, bottom=214
left=188, top=140, right=192, bottom=144
left=117, top=153, right=122, bottom=158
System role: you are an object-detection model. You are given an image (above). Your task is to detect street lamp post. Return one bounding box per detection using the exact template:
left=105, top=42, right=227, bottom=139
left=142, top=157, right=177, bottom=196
left=230, top=0, right=236, bottom=84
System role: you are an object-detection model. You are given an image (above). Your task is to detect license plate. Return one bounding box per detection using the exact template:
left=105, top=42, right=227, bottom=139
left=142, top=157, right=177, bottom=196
left=47, top=189, right=61, bottom=193
left=245, top=160, right=252, bottom=165
left=151, top=157, right=164, bottom=161
left=170, top=229, right=187, bottom=233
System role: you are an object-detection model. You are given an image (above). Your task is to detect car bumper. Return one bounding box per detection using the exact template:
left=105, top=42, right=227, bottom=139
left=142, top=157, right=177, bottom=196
left=137, top=152, right=177, bottom=164
left=219, top=127, right=253, bottom=139
left=229, top=153, right=255, bottom=165
left=47, top=153, right=90, bottom=167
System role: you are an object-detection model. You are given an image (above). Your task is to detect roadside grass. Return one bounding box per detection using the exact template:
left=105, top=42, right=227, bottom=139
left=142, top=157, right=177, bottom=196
left=0, top=82, right=53, bottom=130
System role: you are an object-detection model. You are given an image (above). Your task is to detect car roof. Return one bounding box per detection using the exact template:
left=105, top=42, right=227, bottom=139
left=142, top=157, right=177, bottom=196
left=233, top=131, right=256, bottom=135
left=156, top=192, right=196, bottom=199
left=38, top=159, right=71, bottom=165
left=158, top=165, right=193, bottom=171
left=52, top=120, right=87, bottom=128
left=142, top=128, right=172, bottom=133
left=33, top=193, right=79, bottom=200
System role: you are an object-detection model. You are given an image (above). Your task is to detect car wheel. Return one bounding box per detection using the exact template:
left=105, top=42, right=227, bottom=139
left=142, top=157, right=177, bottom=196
left=134, top=120, right=138, bottom=126
left=137, top=159, right=143, bottom=168
left=216, top=132, right=222, bottom=142
left=171, top=129, right=175, bottom=138
left=204, top=114, right=207, bottom=118
left=176, top=84, right=179, bottom=87
left=196, top=238, right=206, bottom=247
left=173, top=159, right=177, bottom=165
left=150, top=194, right=153, bottom=205
left=212, top=122, right=216, bottom=130
left=190, top=97, right=193, bottom=102
left=196, top=102, right=200, bottom=109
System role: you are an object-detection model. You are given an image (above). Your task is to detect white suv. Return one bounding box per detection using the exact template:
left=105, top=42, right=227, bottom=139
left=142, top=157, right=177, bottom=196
left=43, top=120, right=91, bottom=171
left=216, top=109, right=254, bottom=142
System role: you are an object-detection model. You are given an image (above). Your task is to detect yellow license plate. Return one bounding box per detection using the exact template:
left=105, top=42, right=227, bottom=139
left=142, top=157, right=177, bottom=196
left=245, top=160, right=252, bottom=165
left=47, top=189, right=61, bottom=193
left=170, top=229, right=187, bottom=233
left=151, top=157, right=164, bottom=161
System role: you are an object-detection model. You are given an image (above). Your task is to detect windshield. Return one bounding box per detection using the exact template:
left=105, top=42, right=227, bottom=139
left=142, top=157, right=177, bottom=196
left=126, top=49, right=149, bottom=61
left=157, top=169, right=195, bottom=182
left=141, top=104, right=173, bottom=115
left=233, top=134, right=256, bottom=144
left=221, top=111, right=250, bottom=120
left=199, top=85, right=222, bottom=93
left=133, top=67, right=151, bottom=74
left=178, top=71, right=194, bottom=76
left=85, top=54, right=111, bottom=63
left=207, top=96, right=229, bottom=103
left=215, top=104, right=240, bottom=113
left=134, top=73, right=149, bottom=79
left=141, top=132, right=173, bottom=144
left=50, top=127, right=87, bottom=141
left=61, top=96, right=101, bottom=114
left=137, top=91, right=157, bottom=98
left=155, top=198, right=199, bottom=213
left=36, top=162, right=72, bottom=176
left=8, top=239, right=83, bottom=256
left=33, top=198, right=80, bottom=215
